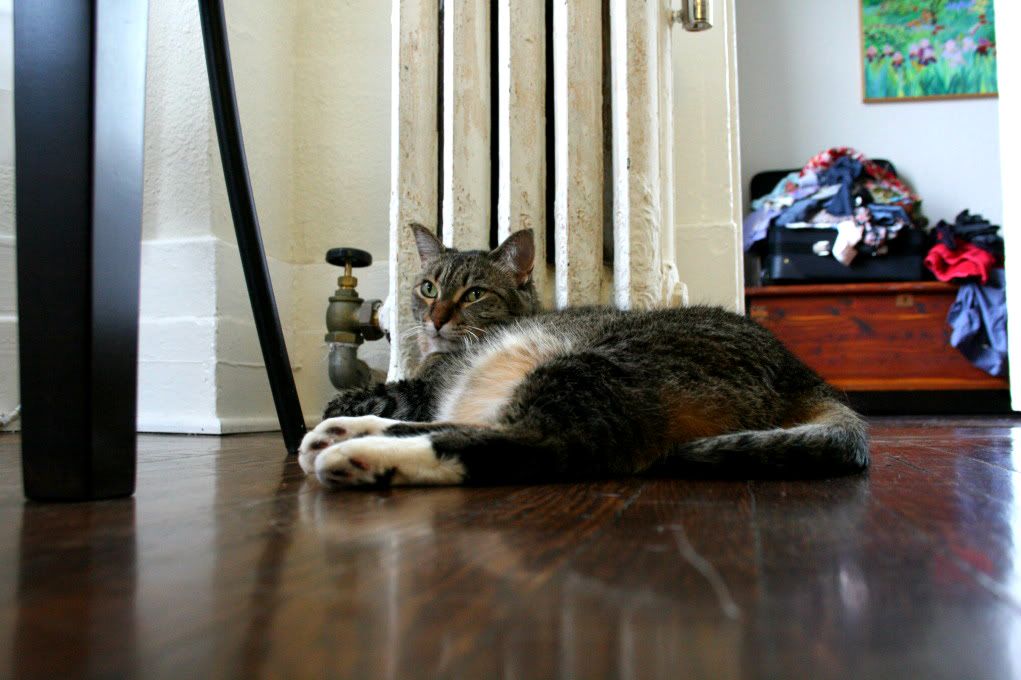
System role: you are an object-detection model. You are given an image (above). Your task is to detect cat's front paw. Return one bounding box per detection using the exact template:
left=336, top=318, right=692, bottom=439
left=314, top=435, right=466, bottom=488
left=298, top=416, right=400, bottom=474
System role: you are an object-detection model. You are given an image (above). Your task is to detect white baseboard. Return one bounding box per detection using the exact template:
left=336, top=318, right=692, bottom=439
left=137, top=413, right=322, bottom=434
left=2, top=234, right=380, bottom=436
left=137, top=235, right=356, bottom=435
left=0, top=313, right=19, bottom=431
left=136, top=415, right=227, bottom=434
left=0, top=234, right=15, bottom=315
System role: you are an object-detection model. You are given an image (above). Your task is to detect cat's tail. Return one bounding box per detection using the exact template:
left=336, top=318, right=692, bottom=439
left=661, top=394, right=869, bottom=477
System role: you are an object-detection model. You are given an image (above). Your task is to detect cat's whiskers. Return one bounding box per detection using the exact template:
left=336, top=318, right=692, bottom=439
left=400, top=324, right=425, bottom=340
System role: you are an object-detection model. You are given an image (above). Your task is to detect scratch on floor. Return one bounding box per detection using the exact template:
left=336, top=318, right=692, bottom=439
left=671, top=522, right=742, bottom=620
left=613, top=482, right=647, bottom=522
left=888, top=453, right=930, bottom=474
left=746, top=481, right=764, bottom=578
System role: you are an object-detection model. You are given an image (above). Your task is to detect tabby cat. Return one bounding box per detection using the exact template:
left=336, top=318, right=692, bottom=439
left=298, top=225, right=868, bottom=487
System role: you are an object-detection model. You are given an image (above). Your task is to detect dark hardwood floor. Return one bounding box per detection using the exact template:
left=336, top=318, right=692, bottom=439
left=2, top=418, right=1021, bottom=679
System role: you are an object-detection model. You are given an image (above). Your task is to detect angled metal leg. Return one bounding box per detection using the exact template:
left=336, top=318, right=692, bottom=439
left=197, top=0, right=307, bottom=455
left=14, top=0, right=148, bottom=500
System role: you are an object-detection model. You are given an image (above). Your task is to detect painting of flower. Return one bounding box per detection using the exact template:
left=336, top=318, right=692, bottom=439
left=861, top=0, right=997, bottom=102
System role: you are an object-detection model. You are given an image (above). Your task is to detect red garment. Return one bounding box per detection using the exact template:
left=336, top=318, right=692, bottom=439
left=924, top=241, right=998, bottom=284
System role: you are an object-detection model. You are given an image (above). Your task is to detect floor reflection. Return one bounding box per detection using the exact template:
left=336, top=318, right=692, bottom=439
left=1006, top=427, right=1021, bottom=679
left=298, top=480, right=761, bottom=679
left=7, top=425, right=1016, bottom=678
left=12, top=499, right=139, bottom=679
left=232, top=457, right=301, bottom=680
left=300, top=483, right=478, bottom=679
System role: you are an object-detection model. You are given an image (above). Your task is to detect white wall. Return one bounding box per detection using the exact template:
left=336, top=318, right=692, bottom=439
left=138, top=0, right=391, bottom=433
left=137, top=0, right=223, bottom=432
left=999, top=3, right=1020, bottom=407
left=1, top=0, right=744, bottom=432
left=735, top=0, right=1002, bottom=225
left=290, top=0, right=392, bottom=396
left=0, top=0, right=16, bottom=430
left=673, top=0, right=744, bottom=311
left=0, top=0, right=424, bottom=434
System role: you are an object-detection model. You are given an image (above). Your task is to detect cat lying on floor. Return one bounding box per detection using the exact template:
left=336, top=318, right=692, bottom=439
left=299, top=226, right=868, bottom=488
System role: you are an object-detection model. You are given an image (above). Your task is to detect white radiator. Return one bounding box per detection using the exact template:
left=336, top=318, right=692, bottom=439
left=388, top=0, right=690, bottom=379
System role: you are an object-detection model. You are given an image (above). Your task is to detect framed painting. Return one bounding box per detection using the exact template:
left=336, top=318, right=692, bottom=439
left=861, top=0, right=998, bottom=103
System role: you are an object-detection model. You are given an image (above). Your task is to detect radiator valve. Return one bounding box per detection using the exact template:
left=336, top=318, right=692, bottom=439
left=324, top=247, right=384, bottom=390
left=672, top=0, right=712, bottom=31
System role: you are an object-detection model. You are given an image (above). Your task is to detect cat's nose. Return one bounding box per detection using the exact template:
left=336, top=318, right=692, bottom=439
left=429, top=300, right=456, bottom=331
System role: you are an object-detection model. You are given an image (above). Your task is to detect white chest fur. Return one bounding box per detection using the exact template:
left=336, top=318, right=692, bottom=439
left=434, top=324, right=574, bottom=425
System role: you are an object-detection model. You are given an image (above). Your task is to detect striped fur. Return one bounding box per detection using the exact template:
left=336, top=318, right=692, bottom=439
left=662, top=394, right=869, bottom=477
left=308, top=229, right=869, bottom=488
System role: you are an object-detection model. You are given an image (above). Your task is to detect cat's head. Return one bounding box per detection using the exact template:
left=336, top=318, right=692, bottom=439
left=410, top=224, right=539, bottom=356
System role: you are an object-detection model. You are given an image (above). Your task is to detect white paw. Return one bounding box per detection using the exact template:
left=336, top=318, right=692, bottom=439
left=298, top=416, right=401, bottom=474
left=315, top=435, right=466, bottom=488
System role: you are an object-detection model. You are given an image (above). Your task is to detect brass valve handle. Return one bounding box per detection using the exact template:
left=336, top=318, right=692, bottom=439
left=325, top=247, right=384, bottom=342
left=326, top=247, right=373, bottom=288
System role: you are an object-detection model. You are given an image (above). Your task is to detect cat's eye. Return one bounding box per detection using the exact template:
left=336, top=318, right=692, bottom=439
left=420, top=281, right=438, bottom=298
left=464, top=287, right=486, bottom=303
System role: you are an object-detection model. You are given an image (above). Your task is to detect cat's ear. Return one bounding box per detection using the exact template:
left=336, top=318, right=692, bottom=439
left=490, top=229, right=535, bottom=286
left=410, top=223, right=444, bottom=267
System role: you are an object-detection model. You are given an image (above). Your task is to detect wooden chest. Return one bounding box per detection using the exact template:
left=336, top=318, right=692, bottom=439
left=745, top=282, right=1008, bottom=392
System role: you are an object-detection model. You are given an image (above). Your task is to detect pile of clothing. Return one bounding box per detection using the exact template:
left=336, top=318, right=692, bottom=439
left=926, top=210, right=1003, bottom=282
left=925, top=211, right=1007, bottom=377
left=744, top=147, right=922, bottom=266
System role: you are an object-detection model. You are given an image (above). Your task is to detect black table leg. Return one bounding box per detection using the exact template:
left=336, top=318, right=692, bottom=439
left=14, top=0, right=148, bottom=500
left=198, top=0, right=307, bottom=455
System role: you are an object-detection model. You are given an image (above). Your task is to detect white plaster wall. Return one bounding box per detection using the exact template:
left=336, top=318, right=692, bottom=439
left=140, top=0, right=305, bottom=432
left=5, top=0, right=742, bottom=432
left=0, top=0, right=18, bottom=430
left=290, top=0, right=393, bottom=408
left=220, top=0, right=392, bottom=429
left=673, top=0, right=745, bottom=311
left=138, top=0, right=221, bottom=432
left=735, top=0, right=1002, bottom=226
left=138, top=0, right=392, bottom=433
left=212, top=1, right=301, bottom=430
left=998, top=2, right=1020, bottom=406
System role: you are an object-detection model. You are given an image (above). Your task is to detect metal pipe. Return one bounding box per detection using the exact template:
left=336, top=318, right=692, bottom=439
left=673, top=0, right=713, bottom=32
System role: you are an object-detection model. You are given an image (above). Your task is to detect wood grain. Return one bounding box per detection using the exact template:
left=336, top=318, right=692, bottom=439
left=746, top=283, right=1009, bottom=391
left=4, top=419, right=1021, bottom=678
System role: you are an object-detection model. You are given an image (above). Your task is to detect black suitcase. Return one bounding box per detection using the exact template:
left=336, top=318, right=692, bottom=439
left=760, top=225, right=928, bottom=284
left=750, top=160, right=929, bottom=284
